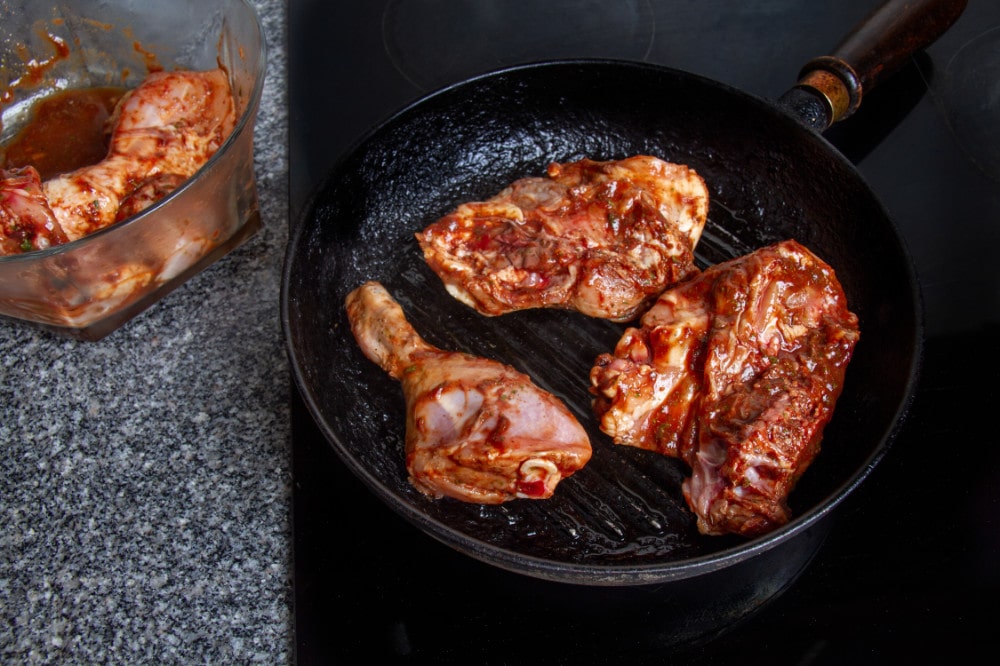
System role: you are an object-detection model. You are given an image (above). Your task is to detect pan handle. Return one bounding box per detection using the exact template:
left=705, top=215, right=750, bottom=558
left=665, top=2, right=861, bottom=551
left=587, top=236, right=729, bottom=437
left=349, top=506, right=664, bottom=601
left=779, top=0, right=968, bottom=131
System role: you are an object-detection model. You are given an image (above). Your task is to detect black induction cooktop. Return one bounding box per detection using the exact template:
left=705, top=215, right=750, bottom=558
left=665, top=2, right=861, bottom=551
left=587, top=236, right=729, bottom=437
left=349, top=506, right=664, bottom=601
left=287, top=2, right=1000, bottom=663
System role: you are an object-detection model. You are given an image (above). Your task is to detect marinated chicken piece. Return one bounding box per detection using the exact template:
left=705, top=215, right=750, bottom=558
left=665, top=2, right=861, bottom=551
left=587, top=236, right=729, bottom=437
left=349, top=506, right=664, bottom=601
left=417, top=156, right=709, bottom=322
left=114, top=173, right=188, bottom=222
left=42, top=68, right=235, bottom=240
left=347, top=281, right=592, bottom=503
left=590, top=240, right=860, bottom=537
left=0, top=166, right=69, bottom=254
left=0, top=68, right=235, bottom=255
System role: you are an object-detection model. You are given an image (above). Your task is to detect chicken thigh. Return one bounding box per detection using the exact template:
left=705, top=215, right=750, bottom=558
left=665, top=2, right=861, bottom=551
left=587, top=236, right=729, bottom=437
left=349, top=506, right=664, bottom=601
left=590, top=240, right=860, bottom=537
left=417, top=156, right=708, bottom=322
left=346, top=281, right=592, bottom=503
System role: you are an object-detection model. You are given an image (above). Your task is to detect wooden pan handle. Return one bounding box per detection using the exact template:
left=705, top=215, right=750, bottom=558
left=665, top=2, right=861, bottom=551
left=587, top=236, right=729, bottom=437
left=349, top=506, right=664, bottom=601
left=786, top=0, right=967, bottom=129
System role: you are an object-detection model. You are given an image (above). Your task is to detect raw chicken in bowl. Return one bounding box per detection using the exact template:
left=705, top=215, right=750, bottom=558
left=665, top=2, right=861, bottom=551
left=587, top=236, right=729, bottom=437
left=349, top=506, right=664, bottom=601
left=0, top=0, right=266, bottom=340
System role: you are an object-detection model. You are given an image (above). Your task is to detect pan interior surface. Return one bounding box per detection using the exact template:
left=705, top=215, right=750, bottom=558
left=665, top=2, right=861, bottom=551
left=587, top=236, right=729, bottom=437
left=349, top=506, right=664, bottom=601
left=282, top=61, right=921, bottom=585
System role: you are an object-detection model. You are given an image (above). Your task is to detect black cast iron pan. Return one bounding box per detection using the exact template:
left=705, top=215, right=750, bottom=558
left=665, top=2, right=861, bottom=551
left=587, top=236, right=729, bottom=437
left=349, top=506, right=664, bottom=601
left=282, top=0, right=963, bottom=587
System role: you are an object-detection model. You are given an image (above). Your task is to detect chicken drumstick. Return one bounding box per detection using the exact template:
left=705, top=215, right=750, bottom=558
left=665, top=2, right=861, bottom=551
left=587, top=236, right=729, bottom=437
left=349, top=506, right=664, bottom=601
left=346, top=281, right=592, bottom=503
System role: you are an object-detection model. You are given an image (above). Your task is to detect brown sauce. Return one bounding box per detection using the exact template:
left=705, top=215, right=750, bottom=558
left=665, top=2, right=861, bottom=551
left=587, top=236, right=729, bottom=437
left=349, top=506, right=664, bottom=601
left=1, top=86, right=126, bottom=180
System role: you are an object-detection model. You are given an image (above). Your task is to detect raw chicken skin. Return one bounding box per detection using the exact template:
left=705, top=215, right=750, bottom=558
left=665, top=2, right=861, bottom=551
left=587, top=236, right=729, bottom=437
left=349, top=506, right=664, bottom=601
left=417, top=156, right=709, bottom=322
left=0, top=166, right=69, bottom=254
left=346, top=281, right=592, bottom=503
left=590, top=240, right=860, bottom=537
left=43, top=68, right=235, bottom=240
left=0, top=69, right=235, bottom=254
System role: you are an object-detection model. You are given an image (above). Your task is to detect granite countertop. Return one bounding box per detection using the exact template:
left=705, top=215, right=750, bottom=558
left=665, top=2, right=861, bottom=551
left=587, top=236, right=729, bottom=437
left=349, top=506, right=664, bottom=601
left=1, top=1, right=293, bottom=662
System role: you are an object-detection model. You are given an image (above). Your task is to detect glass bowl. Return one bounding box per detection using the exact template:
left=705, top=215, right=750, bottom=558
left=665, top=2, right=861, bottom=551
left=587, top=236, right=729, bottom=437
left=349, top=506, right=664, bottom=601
left=0, top=0, right=266, bottom=340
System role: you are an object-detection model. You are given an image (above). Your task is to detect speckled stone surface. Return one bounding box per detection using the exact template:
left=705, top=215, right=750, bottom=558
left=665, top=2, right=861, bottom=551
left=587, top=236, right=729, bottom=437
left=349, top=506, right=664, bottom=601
left=0, top=1, right=292, bottom=663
